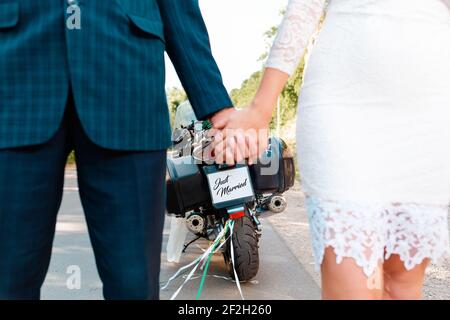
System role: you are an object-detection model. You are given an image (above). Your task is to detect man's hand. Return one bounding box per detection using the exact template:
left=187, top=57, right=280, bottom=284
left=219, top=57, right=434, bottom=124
left=209, top=104, right=271, bottom=165
left=210, top=107, right=236, bottom=128
left=208, top=68, right=288, bottom=165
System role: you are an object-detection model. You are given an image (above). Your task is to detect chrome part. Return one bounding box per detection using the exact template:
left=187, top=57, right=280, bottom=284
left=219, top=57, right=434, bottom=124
left=268, top=195, right=287, bottom=213
left=186, top=213, right=205, bottom=234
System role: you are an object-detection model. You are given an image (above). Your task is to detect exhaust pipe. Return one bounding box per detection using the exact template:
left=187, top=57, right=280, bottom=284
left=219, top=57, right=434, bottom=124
left=186, top=213, right=205, bottom=234
left=267, top=195, right=287, bottom=213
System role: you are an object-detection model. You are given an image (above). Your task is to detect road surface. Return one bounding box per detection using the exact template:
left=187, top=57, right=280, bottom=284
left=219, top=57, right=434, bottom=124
left=41, top=168, right=449, bottom=300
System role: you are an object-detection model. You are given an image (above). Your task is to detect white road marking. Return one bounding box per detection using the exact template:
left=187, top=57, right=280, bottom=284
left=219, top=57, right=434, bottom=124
left=64, top=187, right=79, bottom=191
left=55, top=221, right=87, bottom=233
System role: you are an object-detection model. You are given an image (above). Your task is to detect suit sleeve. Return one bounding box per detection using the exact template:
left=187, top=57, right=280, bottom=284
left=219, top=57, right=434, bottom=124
left=156, top=0, right=233, bottom=120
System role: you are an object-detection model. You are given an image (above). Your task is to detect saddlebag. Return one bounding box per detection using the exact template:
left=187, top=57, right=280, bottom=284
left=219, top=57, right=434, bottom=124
left=166, top=156, right=211, bottom=216
left=249, top=137, right=295, bottom=194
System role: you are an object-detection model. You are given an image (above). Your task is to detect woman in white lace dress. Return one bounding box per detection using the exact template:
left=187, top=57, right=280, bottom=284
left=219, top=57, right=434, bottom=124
left=213, top=0, right=450, bottom=299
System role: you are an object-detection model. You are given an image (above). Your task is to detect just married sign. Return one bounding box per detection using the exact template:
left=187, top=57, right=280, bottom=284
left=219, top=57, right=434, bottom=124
left=206, top=167, right=255, bottom=208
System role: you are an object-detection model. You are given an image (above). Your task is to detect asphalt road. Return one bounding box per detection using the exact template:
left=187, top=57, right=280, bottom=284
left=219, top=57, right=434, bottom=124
left=41, top=168, right=450, bottom=300
left=41, top=168, right=320, bottom=300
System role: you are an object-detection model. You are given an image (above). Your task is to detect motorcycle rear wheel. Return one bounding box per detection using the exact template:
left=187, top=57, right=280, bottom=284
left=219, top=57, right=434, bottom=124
left=224, top=213, right=260, bottom=281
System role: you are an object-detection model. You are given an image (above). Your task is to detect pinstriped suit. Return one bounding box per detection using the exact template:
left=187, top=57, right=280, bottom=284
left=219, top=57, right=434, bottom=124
left=0, top=0, right=231, bottom=299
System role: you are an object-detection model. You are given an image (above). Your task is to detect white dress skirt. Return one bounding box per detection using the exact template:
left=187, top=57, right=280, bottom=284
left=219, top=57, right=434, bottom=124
left=266, top=0, right=450, bottom=277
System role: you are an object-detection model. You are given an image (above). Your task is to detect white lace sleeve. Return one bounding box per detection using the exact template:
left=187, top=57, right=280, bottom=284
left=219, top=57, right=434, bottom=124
left=443, top=0, right=450, bottom=10
left=266, top=0, right=327, bottom=76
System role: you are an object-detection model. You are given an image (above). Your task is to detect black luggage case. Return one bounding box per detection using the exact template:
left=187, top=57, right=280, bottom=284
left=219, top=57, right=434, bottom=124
left=249, top=137, right=295, bottom=194
left=166, top=156, right=211, bottom=216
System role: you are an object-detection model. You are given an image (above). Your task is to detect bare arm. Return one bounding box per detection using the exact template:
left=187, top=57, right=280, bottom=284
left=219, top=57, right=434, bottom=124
left=212, top=0, right=326, bottom=164
left=210, top=68, right=289, bottom=165
left=249, top=68, right=290, bottom=124
left=250, top=0, right=327, bottom=120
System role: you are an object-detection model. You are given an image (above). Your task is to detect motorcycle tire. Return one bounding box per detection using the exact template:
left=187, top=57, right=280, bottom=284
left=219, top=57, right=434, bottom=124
left=224, top=213, right=260, bottom=281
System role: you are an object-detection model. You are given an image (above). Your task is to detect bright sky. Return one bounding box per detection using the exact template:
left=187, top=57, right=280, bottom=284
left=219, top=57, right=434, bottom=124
left=165, top=0, right=288, bottom=92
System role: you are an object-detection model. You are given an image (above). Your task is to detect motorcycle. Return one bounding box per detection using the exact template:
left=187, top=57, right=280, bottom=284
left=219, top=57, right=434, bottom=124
left=166, top=102, right=295, bottom=281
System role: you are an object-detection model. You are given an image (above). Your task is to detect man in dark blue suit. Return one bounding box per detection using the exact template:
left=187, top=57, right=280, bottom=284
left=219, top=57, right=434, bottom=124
left=0, top=0, right=234, bottom=299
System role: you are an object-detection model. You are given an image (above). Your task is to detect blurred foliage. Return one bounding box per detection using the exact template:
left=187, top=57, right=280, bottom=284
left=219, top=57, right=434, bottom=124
left=230, top=16, right=305, bottom=132
left=66, top=7, right=309, bottom=169
left=230, top=71, right=263, bottom=108
left=66, top=8, right=309, bottom=167
left=166, top=87, right=187, bottom=125
left=67, top=151, right=76, bottom=165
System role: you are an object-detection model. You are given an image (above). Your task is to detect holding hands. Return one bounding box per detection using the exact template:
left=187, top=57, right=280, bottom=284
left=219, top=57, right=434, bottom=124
left=209, top=68, right=290, bottom=165
left=209, top=105, right=271, bottom=165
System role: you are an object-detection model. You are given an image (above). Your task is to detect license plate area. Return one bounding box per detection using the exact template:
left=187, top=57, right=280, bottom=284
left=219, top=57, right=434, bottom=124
left=206, top=166, right=255, bottom=209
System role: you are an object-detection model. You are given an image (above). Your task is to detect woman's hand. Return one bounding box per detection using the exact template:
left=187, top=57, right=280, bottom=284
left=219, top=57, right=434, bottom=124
left=210, top=68, right=289, bottom=165
left=210, top=103, right=272, bottom=165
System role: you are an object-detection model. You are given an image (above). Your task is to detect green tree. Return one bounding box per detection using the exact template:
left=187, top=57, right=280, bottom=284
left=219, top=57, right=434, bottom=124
left=166, top=87, right=187, bottom=124
left=230, top=11, right=305, bottom=132
left=67, top=151, right=76, bottom=165
left=230, top=70, right=263, bottom=107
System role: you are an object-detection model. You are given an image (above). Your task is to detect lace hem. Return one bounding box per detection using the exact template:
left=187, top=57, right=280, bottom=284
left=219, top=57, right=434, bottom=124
left=305, top=195, right=450, bottom=277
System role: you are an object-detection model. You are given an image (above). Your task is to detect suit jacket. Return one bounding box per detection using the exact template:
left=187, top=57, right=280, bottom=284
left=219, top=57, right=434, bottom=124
left=0, top=0, right=232, bottom=150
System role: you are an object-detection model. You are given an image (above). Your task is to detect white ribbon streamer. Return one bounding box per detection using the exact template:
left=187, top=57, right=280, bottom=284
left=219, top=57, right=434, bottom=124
left=229, top=221, right=245, bottom=300
left=163, top=222, right=232, bottom=300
